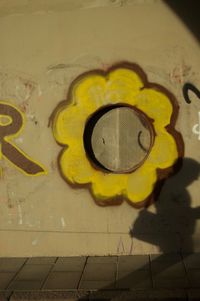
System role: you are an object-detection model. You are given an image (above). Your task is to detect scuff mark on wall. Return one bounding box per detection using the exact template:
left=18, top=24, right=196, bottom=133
left=0, top=0, right=159, bottom=18
left=0, top=71, right=37, bottom=102
left=61, top=217, right=66, bottom=228
left=192, top=112, right=200, bottom=140
left=17, top=201, right=23, bottom=225
left=32, top=237, right=38, bottom=246
left=46, top=55, right=103, bottom=87
left=117, top=236, right=125, bottom=254
left=170, top=62, right=192, bottom=85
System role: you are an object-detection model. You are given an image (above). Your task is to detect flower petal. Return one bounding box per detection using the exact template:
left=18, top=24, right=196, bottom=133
left=91, top=173, right=127, bottom=200
left=106, top=68, right=144, bottom=104
left=126, top=165, right=157, bottom=203
left=60, top=147, right=94, bottom=184
left=53, top=106, right=86, bottom=145
left=72, top=75, right=106, bottom=113
left=135, top=88, right=173, bottom=127
left=148, top=130, right=178, bottom=169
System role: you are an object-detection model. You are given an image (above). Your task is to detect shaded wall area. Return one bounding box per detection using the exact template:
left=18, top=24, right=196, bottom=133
left=130, top=158, right=200, bottom=253
left=164, top=0, right=200, bottom=42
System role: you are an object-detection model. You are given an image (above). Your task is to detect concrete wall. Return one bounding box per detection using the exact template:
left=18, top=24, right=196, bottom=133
left=0, top=0, right=199, bottom=257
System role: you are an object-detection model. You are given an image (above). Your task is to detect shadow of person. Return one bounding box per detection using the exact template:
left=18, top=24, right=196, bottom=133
left=130, top=157, right=200, bottom=253
left=84, top=158, right=200, bottom=300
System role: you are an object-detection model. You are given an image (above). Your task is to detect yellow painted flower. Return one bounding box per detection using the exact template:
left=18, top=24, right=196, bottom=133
left=52, top=63, right=183, bottom=207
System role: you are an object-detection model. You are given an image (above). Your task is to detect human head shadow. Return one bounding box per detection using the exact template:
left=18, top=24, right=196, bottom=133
left=83, top=158, right=200, bottom=300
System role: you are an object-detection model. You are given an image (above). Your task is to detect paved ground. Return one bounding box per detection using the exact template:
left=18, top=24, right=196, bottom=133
left=4, top=289, right=200, bottom=300
left=0, top=253, right=200, bottom=300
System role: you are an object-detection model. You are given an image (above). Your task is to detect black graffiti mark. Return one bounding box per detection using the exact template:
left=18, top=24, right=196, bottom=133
left=183, top=83, right=200, bottom=104
left=138, top=131, right=148, bottom=153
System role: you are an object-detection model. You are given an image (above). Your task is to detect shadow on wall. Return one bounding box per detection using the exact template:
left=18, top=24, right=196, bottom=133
left=87, top=158, right=200, bottom=300
left=130, top=157, right=200, bottom=253
left=164, top=0, right=200, bottom=42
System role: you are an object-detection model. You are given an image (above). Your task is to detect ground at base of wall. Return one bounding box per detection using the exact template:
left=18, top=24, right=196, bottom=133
left=1, top=253, right=200, bottom=299
left=0, top=289, right=200, bottom=301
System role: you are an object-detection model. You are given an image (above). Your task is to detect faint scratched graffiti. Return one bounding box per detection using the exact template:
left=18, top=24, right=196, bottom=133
left=183, top=83, right=200, bottom=140
left=192, top=112, right=200, bottom=140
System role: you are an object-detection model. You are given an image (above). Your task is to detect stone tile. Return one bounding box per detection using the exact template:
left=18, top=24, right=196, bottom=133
left=8, top=280, right=42, bottom=290
left=0, top=258, right=26, bottom=272
left=15, top=264, right=52, bottom=281
left=82, top=263, right=116, bottom=281
left=53, top=257, right=86, bottom=272
left=9, top=289, right=188, bottom=300
left=80, top=280, right=115, bottom=290
left=148, top=289, right=187, bottom=300
left=43, top=271, right=81, bottom=289
left=188, top=289, right=200, bottom=300
left=10, top=291, right=89, bottom=301
left=100, top=290, right=150, bottom=301
left=116, top=270, right=152, bottom=289
left=26, top=257, right=57, bottom=265
left=89, top=290, right=123, bottom=300
left=0, top=292, right=9, bottom=301
left=151, top=261, right=186, bottom=277
left=89, top=289, right=186, bottom=300
left=183, top=253, right=200, bottom=269
left=1, top=291, right=12, bottom=300
left=0, top=292, right=7, bottom=301
left=0, top=272, right=15, bottom=289
left=151, top=253, right=186, bottom=280
left=87, top=256, right=117, bottom=264
left=150, top=253, right=182, bottom=263
left=118, top=255, right=149, bottom=271
left=187, top=269, right=200, bottom=288
left=153, top=276, right=189, bottom=288
left=111, top=289, right=187, bottom=300
left=151, top=257, right=188, bottom=289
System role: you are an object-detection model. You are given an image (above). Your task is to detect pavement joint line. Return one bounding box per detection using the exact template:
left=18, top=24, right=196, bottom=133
left=40, top=257, right=59, bottom=290
left=5, top=258, right=28, bottom=291
left=77, top=256, right=89, bottom=290
left=148, top=254, right=154, bottom=289
left=115, top=256, right=119, bottom=288
left=180, top=252, right=190, bottom=287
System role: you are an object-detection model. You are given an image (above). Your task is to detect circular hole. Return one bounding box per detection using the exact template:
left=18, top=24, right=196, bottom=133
left=84, top=105, right=154, bottom=173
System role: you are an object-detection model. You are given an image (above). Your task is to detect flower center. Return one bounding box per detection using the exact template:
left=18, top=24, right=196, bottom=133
left=84, top=105, right=154, bottom=173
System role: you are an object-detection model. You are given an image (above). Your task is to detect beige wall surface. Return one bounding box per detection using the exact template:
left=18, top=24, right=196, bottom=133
left=0, top=0, right=199, bottom=257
